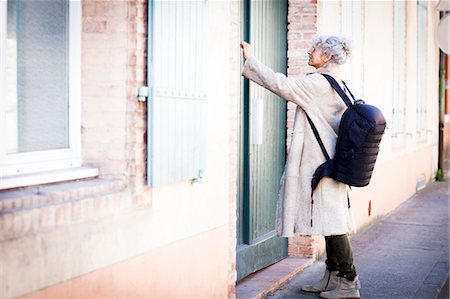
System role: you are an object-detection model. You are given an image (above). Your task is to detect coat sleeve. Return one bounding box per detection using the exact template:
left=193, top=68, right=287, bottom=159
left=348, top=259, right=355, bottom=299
left=242, top=56, right=323, bottom=110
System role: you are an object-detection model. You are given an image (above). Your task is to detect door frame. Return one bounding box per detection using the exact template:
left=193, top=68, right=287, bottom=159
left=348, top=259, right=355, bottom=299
left=236, top=0, right=288, bottom=282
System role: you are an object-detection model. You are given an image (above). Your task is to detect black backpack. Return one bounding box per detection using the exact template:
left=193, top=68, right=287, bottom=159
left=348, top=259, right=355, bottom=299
left=305, top=74, right=387, bottom=192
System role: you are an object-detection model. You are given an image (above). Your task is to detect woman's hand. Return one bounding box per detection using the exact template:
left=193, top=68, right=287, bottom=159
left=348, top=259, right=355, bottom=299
left=240, top=41, right=253, bottom=60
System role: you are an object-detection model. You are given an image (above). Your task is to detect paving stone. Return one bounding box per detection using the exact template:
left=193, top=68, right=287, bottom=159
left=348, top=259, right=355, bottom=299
left=267, top=181, right=449, bottom=299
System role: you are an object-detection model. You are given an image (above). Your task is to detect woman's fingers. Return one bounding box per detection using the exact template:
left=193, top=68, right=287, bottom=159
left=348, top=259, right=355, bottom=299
left=240, top=41, right=252, bottom=59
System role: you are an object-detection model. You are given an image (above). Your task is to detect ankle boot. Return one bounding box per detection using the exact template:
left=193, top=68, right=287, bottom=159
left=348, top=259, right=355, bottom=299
left=319, top=276, right=361, bottom=299
left=301, top=270, right=339, bottom=293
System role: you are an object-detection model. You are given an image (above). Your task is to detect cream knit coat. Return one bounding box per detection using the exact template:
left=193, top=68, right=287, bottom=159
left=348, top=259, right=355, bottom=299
left=242, top=56, right=356, bottom=237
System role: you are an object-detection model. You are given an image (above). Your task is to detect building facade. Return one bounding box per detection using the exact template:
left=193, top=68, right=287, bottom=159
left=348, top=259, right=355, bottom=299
left=0, top=0, right=445, bottom=298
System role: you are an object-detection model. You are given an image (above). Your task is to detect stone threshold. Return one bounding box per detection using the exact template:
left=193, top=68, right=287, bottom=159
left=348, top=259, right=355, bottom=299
left=236, top=257, right=314, bottom=299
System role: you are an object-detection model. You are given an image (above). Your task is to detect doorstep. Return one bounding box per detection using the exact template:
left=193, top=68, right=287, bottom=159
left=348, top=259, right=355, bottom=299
left=236, top=257, right=314, bottom=299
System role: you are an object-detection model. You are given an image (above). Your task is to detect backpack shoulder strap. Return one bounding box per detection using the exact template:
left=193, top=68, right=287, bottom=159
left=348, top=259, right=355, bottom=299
left=341, top=80, right=357, bottom=102
left=305, top=112, right=334, bottom=193
left=321, top=73, right=353, bottom=108
left=305, top=112, right=331, bottom=161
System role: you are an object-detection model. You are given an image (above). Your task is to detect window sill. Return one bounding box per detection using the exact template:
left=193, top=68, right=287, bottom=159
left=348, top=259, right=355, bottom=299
left=0, top=177, right=130, bottom=242
left=0, top=167, right=99, bottom=190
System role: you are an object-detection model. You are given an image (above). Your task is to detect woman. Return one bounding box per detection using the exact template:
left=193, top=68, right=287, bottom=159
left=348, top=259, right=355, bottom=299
left=240, top=35, right=361, bottom=299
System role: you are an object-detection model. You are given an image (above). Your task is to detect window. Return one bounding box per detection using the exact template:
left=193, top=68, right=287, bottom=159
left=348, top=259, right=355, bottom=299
left=0, top=0, right=91, bottom=189
left=341, top=0, right=363, bottom=97
left=416, top=0, right=427, bottom=140
left=392, top=0, right=407, bottom=137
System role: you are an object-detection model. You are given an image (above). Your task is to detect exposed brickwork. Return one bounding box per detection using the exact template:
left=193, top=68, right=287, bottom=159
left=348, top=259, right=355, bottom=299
left=81, top=0, right=148, bottom=200
left=83, top=18, right=107, bottom=33
left=288, top=235, right=324, bottom=258
left=286, top=0, right=317, bottom=151
left=124, top=0, right=148, bottom=197
left=286, top=0, right=321, bottom=259
left=0, top=0, right=149, bottom=249
left=0, top=179, right=129, bottom=242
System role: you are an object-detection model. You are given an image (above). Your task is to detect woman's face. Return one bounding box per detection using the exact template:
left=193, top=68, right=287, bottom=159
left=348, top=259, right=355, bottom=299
left=307, top=45, right=331, bottom=69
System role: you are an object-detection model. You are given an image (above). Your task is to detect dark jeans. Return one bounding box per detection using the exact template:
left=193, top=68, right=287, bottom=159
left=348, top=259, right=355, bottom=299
left=325, top=234, right=357, bottom=281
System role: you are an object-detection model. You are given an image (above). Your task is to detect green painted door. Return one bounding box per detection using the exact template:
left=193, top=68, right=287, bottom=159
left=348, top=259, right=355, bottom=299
left=237, top=0, right=288, bottom=281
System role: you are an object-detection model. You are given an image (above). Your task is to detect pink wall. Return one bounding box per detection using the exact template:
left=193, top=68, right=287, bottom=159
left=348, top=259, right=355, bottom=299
left=351, top=146, right=434, bottom=230
left=19, top=226, right=230, bottom=299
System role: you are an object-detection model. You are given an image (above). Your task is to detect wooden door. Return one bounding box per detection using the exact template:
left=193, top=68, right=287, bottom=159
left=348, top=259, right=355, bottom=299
left=237, top=0, right=288, bottom=281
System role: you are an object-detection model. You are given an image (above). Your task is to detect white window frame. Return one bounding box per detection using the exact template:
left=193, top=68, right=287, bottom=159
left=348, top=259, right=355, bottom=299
left=0, top=1, right=93, bottom=188
left=416, top=0, right=428, bottom=138
left=341, top=0, right=363, bottom=97
left=392, top=0, right=407, bottom=137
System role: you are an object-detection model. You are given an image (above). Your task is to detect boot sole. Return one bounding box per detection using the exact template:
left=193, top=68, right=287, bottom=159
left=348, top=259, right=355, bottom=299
left=300, top=288, right=322, bottom=293
left=319, top=297, right=360, bottom=299
left=319, top=296, right=360, bottom=299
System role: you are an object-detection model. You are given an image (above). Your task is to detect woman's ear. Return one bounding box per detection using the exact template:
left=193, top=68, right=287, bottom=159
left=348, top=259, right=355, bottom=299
left=322, top=54, right=332, bottom=63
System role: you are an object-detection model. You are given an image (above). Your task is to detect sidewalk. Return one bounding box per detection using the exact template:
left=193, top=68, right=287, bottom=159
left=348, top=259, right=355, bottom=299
left=264, top=180, right=449, bottom=299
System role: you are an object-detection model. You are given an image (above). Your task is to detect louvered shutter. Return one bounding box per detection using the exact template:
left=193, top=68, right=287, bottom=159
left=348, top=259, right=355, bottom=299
left=147, top=0, right=207, bottom=186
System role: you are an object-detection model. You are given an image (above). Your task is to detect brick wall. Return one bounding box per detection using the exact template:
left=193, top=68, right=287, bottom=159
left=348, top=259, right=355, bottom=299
left=286, top=0, right=324, bottom=258
left=82, top=0, right=148, bottom=198
left=0, top=2, right=151, bottom=298
left=0, top=0, right=149, bottom=242
left=286, top=0, right=317, bottom=147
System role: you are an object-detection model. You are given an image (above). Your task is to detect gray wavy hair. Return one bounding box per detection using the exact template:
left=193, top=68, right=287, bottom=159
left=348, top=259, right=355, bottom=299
left=312, top=35, right=351, bottom=65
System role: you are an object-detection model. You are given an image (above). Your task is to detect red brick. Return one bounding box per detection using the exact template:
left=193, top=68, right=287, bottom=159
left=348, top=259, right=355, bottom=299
left=31, top=209, right=41, bottom=233
left=286, top=0, right=318, bottom=258
left=107, top=18, right=129, bottom=34
left=13, top=199, right=23, bottom=209
left=21, top=210, right=33, bottom=236
left=301, top=6, right=317, bottom=14
left=72, top=201, right=82, bottom=222
left=129, top=54, right=137, bottom=66
left=137, top=5, right=145, bottom=18
left=45, top=206, right=58, bottom=228
left=1, top=213, right=13, bottom=240
left=288, top=15, right=302, bottom=23
left=3, top=199, right=13, bottom=210
left=137, top=21, right=147, bottom=34
left=82, top=2, right=95, bottom=17
left=302, top=31, right=317, bottom=41
left=87, top=199, right=95, bottom=219
left=55, top=205, right=66, bottom=226
left=94, top=2, right=128, bottom=18
left=288, top=4, right=303, bottom=16
left=303, top=15, right=317, bottom=24
left=287, top=67, right=302, bottom=76
left=12, top=213, right=23, bottom=236
left=288, top=32, right=302, bottom=40
left=83, top=18, right=108, bottom=34
left=288, top=22, right=303, bottom=32
left=129, top=6, right=138, bottom=18
left=289, top=40, right=311, bottom=50
left=83, top=39, right=128, bottom=58
left=301, top=23, right=317, bottom=31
